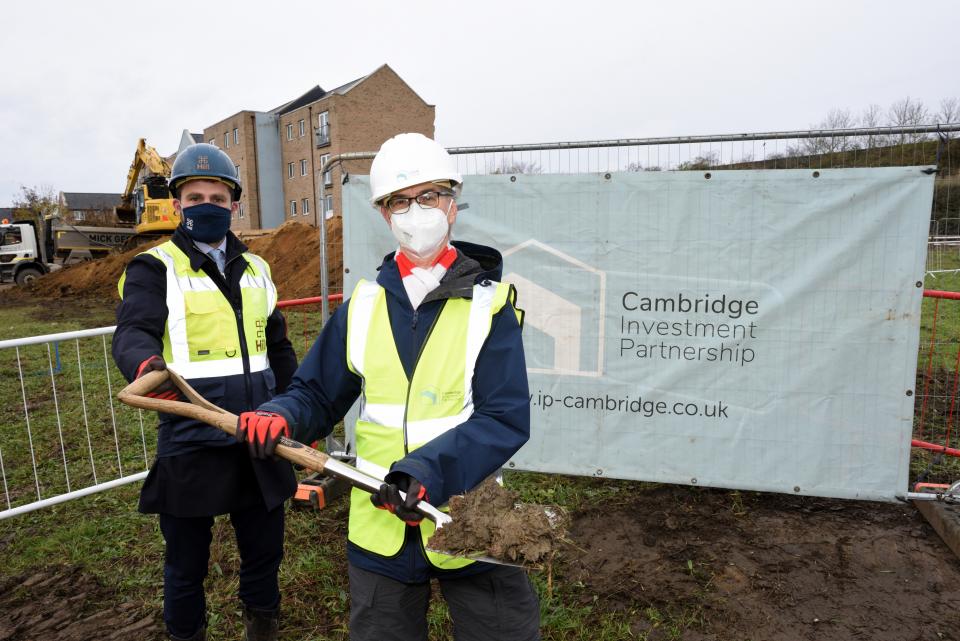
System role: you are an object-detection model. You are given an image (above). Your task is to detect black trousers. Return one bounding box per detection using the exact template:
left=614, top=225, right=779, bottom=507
left=159, top=503, right=285, bottom=638
left=348, top=563, right=540, bottom=641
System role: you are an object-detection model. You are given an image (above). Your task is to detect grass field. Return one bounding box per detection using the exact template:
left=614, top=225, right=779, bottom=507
left=2, top=270, right=960, bottom=639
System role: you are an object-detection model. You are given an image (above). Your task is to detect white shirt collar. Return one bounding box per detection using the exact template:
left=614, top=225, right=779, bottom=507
left=194, top=238, right=227, bottom=255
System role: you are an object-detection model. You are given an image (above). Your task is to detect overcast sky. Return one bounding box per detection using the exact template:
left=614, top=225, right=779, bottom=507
left=1, top=0, right=956, bottom=206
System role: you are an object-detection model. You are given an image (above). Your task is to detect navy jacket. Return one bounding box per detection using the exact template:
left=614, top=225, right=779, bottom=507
left=113, top=226, right=298, bottom=513
left=261, top=240, right=530, bottom=582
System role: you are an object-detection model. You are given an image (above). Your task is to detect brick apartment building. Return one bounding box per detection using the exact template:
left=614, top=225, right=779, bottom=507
left=200, top=64, right=434, bottom=231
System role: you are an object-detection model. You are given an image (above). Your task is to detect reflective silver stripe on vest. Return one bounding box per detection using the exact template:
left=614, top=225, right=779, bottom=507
left=362, top=403, right=406, bottom=427
left=462, top=282, right=498, bottom=415
left=348, top=281, right=380, bottom=377
left=149, top=248, right=191, bottom=367
left=406, top=408, right=475, bottom=445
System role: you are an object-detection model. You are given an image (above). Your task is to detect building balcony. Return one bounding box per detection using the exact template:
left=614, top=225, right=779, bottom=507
left=315, top=124, right=331, bottom=148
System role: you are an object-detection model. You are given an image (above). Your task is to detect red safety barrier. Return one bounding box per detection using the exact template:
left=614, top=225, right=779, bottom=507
left=276, top=294, right=343, bottom=309
left=915, top=289, right=960, bottom=464
left=276, top=293, right=344, bottom=353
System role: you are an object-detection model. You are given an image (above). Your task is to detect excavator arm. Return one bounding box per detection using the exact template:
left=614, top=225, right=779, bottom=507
left=115, top=138, right=179, bottom=245
left=116, top=138, right=173, bottom=224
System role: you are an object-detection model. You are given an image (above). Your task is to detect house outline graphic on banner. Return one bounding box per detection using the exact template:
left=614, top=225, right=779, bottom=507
left=502, top=239, right=606, bottom=378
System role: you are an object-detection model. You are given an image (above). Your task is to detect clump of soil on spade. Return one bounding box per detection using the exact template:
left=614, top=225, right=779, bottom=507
left=428, top=477, right=565, bottom=565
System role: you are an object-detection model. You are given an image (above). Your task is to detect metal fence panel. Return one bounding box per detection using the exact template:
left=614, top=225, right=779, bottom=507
left=0, top=328, right=149, bottom=519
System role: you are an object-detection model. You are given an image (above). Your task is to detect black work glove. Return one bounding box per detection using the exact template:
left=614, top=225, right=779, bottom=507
left=136, top=355, right=185, bottom=401
left=370, top=473, right=427, bottom=525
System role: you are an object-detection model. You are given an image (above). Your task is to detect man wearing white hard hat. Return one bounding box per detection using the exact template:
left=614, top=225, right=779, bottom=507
left=237, top=133, right=539, bottom=640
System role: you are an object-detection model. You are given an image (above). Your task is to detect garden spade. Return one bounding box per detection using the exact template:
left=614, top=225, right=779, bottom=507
left=117, top=368, right=521, bottom=567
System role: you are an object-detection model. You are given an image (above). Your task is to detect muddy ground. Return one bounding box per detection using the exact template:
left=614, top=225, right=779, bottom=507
left=562, top=486, right=960, bottom=641
left=1, top=485, right=958, bottom=640
left=0, top=567, right=159, bottom=640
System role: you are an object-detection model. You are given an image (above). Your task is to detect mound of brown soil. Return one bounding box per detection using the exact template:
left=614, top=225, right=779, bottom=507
left=245, top=218, right=342, bottom=301
left=428, top=477, right=564, bottom=565
left=3, top=219, right=343, bottom=304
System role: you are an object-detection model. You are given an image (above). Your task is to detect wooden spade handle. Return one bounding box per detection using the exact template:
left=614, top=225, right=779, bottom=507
left=116, top=368, right=449, bottom=518
left=118, top=369, right=333, bottom=473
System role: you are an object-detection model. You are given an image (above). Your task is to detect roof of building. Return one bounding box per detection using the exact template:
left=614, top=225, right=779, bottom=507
left=274, top=85, right=328, bottom=116
left=61, top=192, right=122, bottom=210
left=272, top=65, right=386, bottom=116
left=190, top=132, right=204, bottom=143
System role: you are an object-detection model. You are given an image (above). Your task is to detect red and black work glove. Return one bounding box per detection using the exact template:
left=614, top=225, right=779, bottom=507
left=135, top=356, right=185, bottom=401
left=370, top=473, right=427, bottom=526
left=236, top=411, right=290, bottom=459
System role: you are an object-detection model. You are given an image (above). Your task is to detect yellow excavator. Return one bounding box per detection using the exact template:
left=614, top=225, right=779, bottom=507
left=115, top=138, right=179, bottom=247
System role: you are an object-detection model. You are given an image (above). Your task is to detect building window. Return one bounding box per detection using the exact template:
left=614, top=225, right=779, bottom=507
left=224, top=132, right=229, bottom=148
left=239, top=202, right=245, bottom=219
left=320, top=153, right=332, bottom=186
left=290, top=200, right=297, bottom=217
left=324, top=195, right=334, bottom=218
left=208, top=138, right=215, bottom=146
left=234, top=128, right=239, bottom=145
left=74, top=211, right=86, bottom=222
left=302, top=198, right=310, bottom=214
left=287, top=162, right=294, bottom=179
left=298, top=119, right=305, bottom=137
left=286, top=123, right=293, bottom=140
left=316, top=111, right=330, bottom=146
left=300, top=159, right=308, bottom=176
left=235, top=164, right=240, bottom=177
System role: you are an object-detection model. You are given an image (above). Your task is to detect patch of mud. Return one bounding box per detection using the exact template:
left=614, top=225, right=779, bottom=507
left=0, top=566, right=160, bottom=640
left=429, top=477, right=565, bottom=565
left=560, top=485, right=960, bottom=641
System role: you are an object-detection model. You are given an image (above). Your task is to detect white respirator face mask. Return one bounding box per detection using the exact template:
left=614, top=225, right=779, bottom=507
left=390, top=200, right=452, bottom=259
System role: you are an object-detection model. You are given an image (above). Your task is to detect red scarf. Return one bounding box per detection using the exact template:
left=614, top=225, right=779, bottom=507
left=395, top=245, right=457, bottom=308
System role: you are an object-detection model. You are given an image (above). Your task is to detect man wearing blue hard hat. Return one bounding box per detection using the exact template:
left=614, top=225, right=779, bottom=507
left=112, top=143, right=298, bottom=641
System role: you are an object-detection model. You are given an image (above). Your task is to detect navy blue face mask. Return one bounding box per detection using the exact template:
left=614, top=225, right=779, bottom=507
left=181, top=203, right=232, bottom=243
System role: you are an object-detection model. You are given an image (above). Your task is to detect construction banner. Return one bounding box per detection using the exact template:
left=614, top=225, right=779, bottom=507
left=342, top=167, right=935, bottom=502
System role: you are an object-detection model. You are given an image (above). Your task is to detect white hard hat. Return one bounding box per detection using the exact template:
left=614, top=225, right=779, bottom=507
left=369, top=133, right=462, bottom=205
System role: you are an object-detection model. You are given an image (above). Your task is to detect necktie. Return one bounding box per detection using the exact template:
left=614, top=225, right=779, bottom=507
left=211, top=249, right=226, bottom=274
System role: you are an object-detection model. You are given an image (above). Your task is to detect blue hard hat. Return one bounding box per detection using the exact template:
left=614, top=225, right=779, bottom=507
left=170, top=143, right=242, bottom=200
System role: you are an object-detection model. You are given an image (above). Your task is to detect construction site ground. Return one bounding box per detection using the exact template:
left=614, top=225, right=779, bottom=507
left=1, top=226, right=959, bottom=640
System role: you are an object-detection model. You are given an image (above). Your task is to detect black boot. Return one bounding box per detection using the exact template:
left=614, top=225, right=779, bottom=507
left=242, top=605, right=280, bottom=641
left=168, top=624, right=206, bottom=641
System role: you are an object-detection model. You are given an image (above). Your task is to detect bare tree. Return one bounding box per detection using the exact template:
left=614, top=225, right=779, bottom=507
left=677, top=151, right=719, bottom=171
left=888, top=97, right=930, bottom=144
left=804, top=108, right=859, bottom=155
left=860, top=104, right=887, bottom=148
left=937, top=97, right=959, bottom=124
left=490, top=160, right=542, bottom=175
left=11, top=185, right=61, bottom=224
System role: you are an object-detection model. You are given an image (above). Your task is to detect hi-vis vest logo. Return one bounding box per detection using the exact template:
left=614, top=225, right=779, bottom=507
left=503, top=239, right=606, bottom=378
left=196, top=155, right=210, bottom=171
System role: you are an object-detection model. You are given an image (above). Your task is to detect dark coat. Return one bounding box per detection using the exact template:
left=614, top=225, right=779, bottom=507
left=112, top=226, right=298, bottom=515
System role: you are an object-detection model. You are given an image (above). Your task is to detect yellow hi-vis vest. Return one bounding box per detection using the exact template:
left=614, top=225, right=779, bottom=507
left=118, top=240, right=277, bottom=379
left=345, top=278, right=518, bottom=569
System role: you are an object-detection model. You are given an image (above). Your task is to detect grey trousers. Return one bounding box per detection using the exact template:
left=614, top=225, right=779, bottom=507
left=349, top=564, right=540, bottom=641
